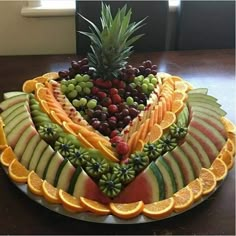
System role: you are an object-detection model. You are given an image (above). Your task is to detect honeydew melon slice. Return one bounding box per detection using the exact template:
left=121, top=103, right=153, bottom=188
left=28, top=139, right=48, bottom=171
left=14, top=125, right=37, bottom=160
left=0, top=93, right=28, bottom=111
left=1, top=102, right=26, bottom=119
left=20, top=134, right=41, bottom=168
left=188, top=88, right=208, bottom=94
left=6, top=117, right=33, bottom=148
left=4, top=110, right=32, bottom=135
left=3, top=91, right=26, bottom=100
left=188, top=93, right=218, bottom=102
left=3, top=104, right=29, bottom=125
left=187, top=101, right=226, bottom=116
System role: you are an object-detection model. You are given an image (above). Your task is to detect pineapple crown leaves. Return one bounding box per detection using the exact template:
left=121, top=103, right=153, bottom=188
left=78, top=3, right=147, bottom=80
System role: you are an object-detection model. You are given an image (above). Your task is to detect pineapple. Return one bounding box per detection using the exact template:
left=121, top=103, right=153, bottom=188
left=79, top=3, right=146, bottom=80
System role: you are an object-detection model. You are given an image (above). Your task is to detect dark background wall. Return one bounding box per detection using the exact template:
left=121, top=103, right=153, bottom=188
left=75, top=0, right=235, bottom=55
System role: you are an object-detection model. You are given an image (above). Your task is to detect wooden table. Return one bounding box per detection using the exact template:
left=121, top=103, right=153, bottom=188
left=0, top=49, right=235, bottom=235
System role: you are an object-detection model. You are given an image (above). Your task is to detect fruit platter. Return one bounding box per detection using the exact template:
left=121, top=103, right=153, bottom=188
left=0, top=3, right=235, bottom=223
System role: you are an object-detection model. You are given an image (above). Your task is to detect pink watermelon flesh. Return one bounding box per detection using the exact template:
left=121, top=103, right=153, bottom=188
left=113, top=172, right=154, bottom=204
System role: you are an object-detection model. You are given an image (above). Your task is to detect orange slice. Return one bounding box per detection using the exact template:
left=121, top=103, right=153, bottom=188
left=160, top=91, right=172, bottom=111
left=219, top=149, right=234, bottom=170
left=35, top=87, right=48, bottom=101
left=170, top=76, right=183, bottom=83
left=40, top=100, right=50, bottom=114
left=127, top=130, right=138, bottom=155
left=8, top=159, right=29, bottom=183
left=173, top=90, right=187, bottom=102
left=228, top=132, right=236, bottom=150
left=62, top=121, right=77, bottom=135
left=35, top=82, right=45, bottom=90
left=174, top=81, right=189, bottom=92
left=171, top=99, right=184, bottom=115
left=157, top=102, right=163, bottom=124
left=49, top=110, right=62, bottom=126
left=134, top=139, right=144, bottom=152
left=42, top=180, right=61, bottom=204
left=143, top=197, right=174, bottom=219
left=59, top=189, right=85, bottom=213
left=210, top=158, right=228, bottom=181
left=98, top=141, right=119, bottom=162
left=27, top=171, right=43, bottom=196
left=42, top=72, right=59, bottom=80
left=221, top=116, right=236, bottom=134
left=139, top=118, right=150, bottom=141
left=173, top=186, right=194, bottom=213
left=199, top=168, right=217, bottom=195
left=33, top=76, right=49, bottom=84
left=187, top=178, right=203, bottom=202
left=160, top=111, right=176, bottom=130
left=109, top=201, right=144, bottom=219
left=148, top=123, right=163, bottom=143
left=22, top=80, right=38, bottom=93
left=77, top=133, right=95, bottom=149
left=0, top=146, right=16, bottom=166
left=80, top=197, right=110, bottom=215
left=0, top=122, right=8, bottom=151
left=225, top=138, right=235, bottom=155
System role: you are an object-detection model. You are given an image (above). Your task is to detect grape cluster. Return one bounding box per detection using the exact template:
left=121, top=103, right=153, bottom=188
left=58, top=58, right=159, bottom=140
left=58, top=58, right=95, bottom=80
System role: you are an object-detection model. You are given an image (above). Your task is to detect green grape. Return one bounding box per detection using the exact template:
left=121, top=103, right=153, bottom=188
left=126, top=96, right=134, bottom=105
left=61, top=84, right=67, bottom=93
left=143, top=78, right=150, bottom=84
left=67, top=83, right=75, bottom=91
left=72, top=99, right=80, bottom=108
left=148, top=83, right=155, bottom=91
left=102, top=107, right=108, bottom=112
left=82, top=74, right=90, bottom=81
left=67, top=90, right=78, bottom=99
left=133, top=101, right=138, bottom=107
left=79, top=82, right=86, bottom=88
left=141, top=83, right=148, bottom=93
left=86, top=81, right=93, bottom=88
left=79, top=98, right=87, bottom=106
left=71, top=78, right=77, bottom=85
left=137, top=104, right=145, bottom=111
left=87, top=99, right=97, bottom=109
left=83, top=87, right=91, bottom=95
left=129, top=83, right=136, bottom=89
left=138, top=75, right=144, bottom=81
left=134, top=77, right=140, bottom=85
left=75, top=74, right=83, bottom=82
left=75, top=85, right=82, bottom=93
left=151, top=77, right=158, bottom=85
left=61, top=79, right=68, bottom=85
left=148, top=74, right=155, bottom=79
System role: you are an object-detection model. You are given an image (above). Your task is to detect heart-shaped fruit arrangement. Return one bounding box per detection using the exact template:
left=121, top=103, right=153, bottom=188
left=0, top=3, right=235, bottom=220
